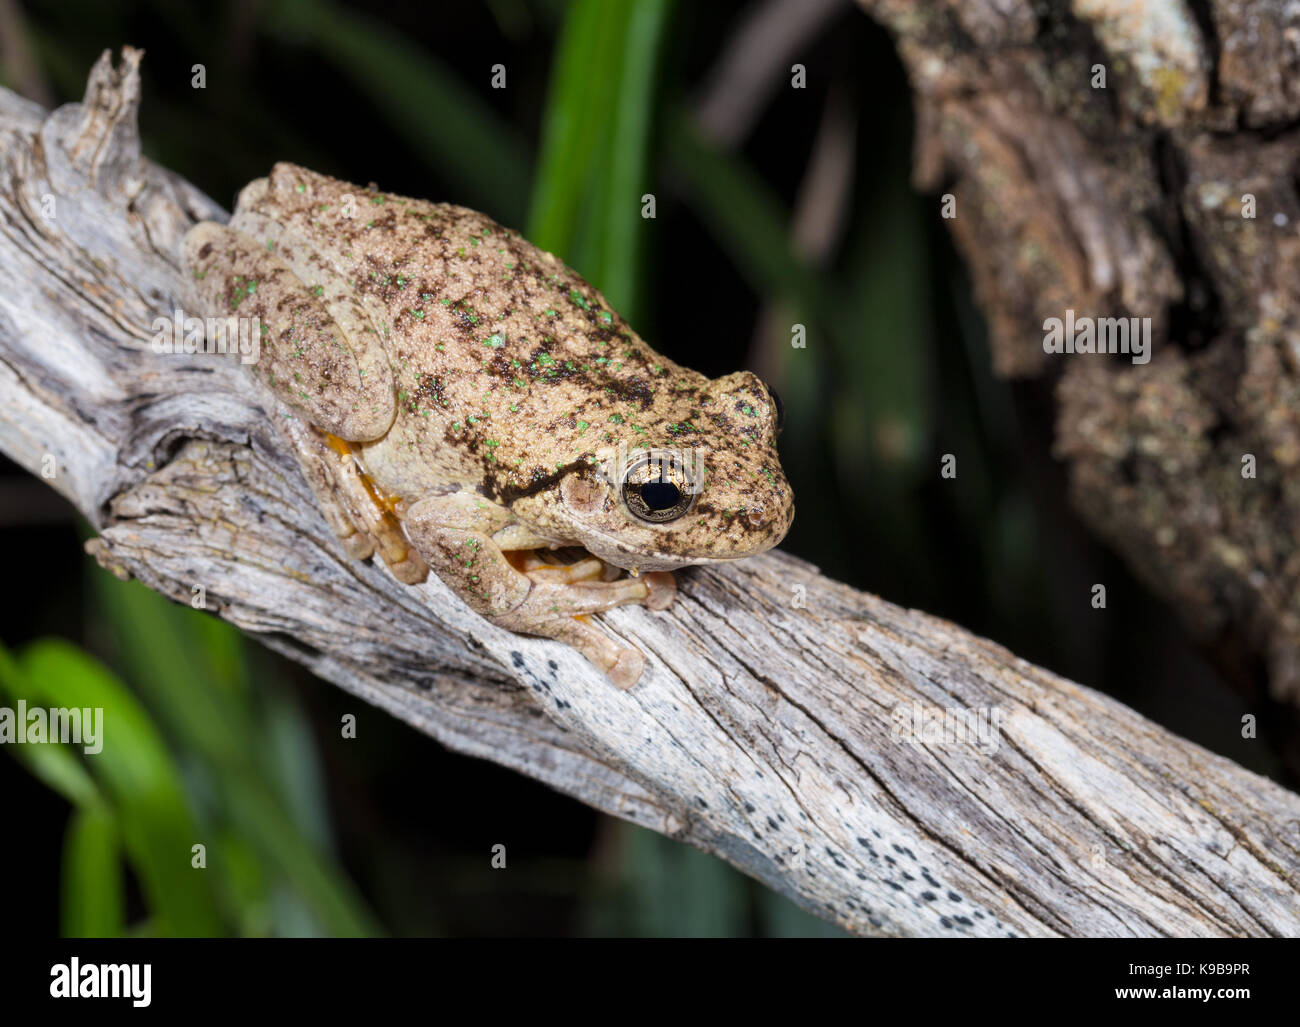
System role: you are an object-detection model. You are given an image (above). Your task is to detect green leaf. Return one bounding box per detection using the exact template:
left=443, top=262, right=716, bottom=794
left=0, top=644, right=103, bottom=808
left=758, top=885, right=850, bottom=938
left=594, top=0, right=672, bottom=318
left=219, top=780, right=378, bottom=937
left=18, top=639, right=225, bottom=937
left=528, top=0, right=673, bottom=323
left=603, top=826, right=750, bottom=937
left=87, top=574, right=250, bottom=770
left=88, top=572, right=377, bottom=937
left=834, top=167, right=931, bottom=485
left=528, top=0, right=624, bottom=257
left=61, top=806, right=125, bottom=938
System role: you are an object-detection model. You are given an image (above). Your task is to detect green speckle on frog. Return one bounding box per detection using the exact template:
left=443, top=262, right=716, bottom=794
left=182, top=163, right=794, bottom=688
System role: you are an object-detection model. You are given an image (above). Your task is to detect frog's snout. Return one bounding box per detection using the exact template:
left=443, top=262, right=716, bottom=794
left=750, top=498, right=796, bottom=549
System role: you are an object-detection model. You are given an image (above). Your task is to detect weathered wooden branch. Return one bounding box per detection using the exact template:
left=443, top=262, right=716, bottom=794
left=859, top=0, right=1300, bottom=708
left=3, top=48, right=1300, bottom=938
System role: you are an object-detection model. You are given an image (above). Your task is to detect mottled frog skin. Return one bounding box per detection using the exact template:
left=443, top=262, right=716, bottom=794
left=182, top=163, right=793, bottom=687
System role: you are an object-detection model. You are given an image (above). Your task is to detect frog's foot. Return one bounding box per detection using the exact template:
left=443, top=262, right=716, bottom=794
left=552, top=618, right=644, bottom=689
left=487, top=578, right=659, bottom=689
left=278, top=414, right=429, bottom=584
left=492, top=572, right=676, bottom=687
left=639, top=571, right=677, bottom=611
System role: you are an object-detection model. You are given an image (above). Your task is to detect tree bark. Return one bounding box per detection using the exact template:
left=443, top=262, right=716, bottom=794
left=3, top=48, right=1300, bottom=937
left=859, top=0, right=1300, bottom=708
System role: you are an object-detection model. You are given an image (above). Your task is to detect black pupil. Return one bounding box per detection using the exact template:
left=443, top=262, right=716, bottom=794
left=639, top=481, right=681, bottom=511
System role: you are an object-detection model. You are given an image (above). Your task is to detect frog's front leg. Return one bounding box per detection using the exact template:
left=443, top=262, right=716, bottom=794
left=404, top=493, right=672, bottom=688
left=278, top=413, right=430, bottom=584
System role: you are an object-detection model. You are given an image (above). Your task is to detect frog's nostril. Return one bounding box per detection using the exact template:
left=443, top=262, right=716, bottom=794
left=747, top=507, right=765, bottom=527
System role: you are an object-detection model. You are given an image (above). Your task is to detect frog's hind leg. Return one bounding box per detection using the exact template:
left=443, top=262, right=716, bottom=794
left=183, top=219, right=396, bottom=443
left=278, top=412, right=430, bottom=584
left=403, top=493, right=673, bottom=687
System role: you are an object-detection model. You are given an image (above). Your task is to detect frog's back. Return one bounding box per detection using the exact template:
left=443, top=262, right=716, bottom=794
left=260, top=163, right=710, bottom=501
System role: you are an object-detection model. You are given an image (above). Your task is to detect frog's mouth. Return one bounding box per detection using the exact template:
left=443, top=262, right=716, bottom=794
left=575, top=527, right=787, bottom=574
left=601, top=551, right=724, bottom=574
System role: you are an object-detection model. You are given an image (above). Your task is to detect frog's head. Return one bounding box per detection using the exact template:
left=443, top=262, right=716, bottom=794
left=530, top=371, right=794, bottom=572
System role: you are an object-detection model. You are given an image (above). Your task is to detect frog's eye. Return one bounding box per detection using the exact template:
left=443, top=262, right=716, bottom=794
left=764, top=382, right=785, bottom=435
left=621, top=451, right=696, bottom=524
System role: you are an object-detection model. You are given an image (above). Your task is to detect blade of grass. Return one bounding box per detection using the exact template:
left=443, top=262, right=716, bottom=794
left=675, top=842, right=748, bottom=937
left=758, top=884, right=849, bottom=937
left=528, top=0, right=673, bottom=324
left=19, top=639, right=225, bottom=936
left=263, top=688, right=333, bottom=853
left=61, top=805, right=125, bottom=938
left=527, top=0, right=625, bottom=259
left=592, top=0, right=671, bottom=319
left=219, top=780, right=379, bottom=936
left=2, top=641, right=126, bottom=938
left=88, top=568, right=378, bottom=936
left=0, top=644, right=103, bottom=808
left=87, top=572, right=250, bottom=770
left=617, top=827, right=749, bottom=937
left=214, top=832, right=272, bottom=937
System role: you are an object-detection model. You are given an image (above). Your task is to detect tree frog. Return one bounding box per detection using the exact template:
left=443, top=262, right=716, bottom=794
left=182, top=164, right=793, bottom=687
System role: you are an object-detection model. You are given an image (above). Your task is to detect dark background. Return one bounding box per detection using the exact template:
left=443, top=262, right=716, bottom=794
left=0, top=0, right=1281, bottom=937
